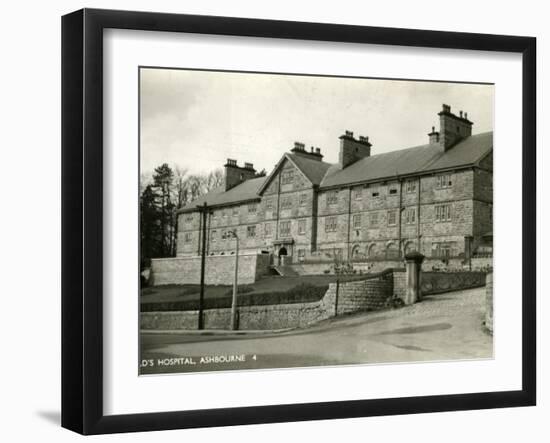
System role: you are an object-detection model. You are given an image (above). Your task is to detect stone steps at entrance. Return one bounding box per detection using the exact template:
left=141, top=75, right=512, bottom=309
left=270, top=265, right=300, bottom=277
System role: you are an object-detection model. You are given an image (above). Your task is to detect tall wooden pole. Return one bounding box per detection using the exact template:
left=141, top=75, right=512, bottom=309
left=198, top=202, right=208, bottom=330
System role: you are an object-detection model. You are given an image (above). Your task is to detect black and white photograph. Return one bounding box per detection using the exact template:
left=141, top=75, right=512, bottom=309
left=139, top=68, right=494, bottom=375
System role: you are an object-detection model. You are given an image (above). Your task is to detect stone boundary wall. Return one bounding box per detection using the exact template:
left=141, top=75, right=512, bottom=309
left=150, top=253, right=270, bottom=286
left=392, top=269, right=407, bottom=302
left=141, top=271, right=395, bottom=331
left=141, top=289, right=337, bottom=331
left=290, top=258, right=491, bottom=276
left=329, top=272, right=394, bottom=315
left=290, top=260, right=403, bottom=276
left=421, top=271, right=486, bottom=295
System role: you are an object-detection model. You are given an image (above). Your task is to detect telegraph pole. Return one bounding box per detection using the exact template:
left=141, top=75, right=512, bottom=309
left=198, top=202, right=208, bottom=330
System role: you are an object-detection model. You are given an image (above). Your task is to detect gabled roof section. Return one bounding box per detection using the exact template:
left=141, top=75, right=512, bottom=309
left=287, top=154, right=333, bottom=186
left=177, top=176, right=265, bottom=213
left=320, top=131, right=492, bottom=189
left=258, top=153, right=333, bottom=194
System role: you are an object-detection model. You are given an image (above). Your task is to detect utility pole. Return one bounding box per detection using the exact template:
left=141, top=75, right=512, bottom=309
left=198, top=202, right=208, bottom=330
left=222, top=229, right=240, bottom=330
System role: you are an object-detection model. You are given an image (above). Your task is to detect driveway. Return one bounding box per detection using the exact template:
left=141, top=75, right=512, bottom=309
left=140, top=287, right=492, bottom=374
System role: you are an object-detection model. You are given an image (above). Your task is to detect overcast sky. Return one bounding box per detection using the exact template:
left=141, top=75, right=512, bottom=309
left=140, top=68, right=493, bottom=175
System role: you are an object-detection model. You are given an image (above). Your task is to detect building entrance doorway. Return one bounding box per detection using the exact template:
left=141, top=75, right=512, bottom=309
left=277, top=246, right=288, bottom=265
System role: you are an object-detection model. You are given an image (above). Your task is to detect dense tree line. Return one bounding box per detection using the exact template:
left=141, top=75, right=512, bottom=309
left=139, top=163, right=224, bottom=269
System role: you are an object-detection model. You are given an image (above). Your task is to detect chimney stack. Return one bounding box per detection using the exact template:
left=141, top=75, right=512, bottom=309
left=224, top=158, right=256, bottom=191
left=291, top=141, right=324, bottom=161
left=338, top=130, right=371, bottom=169
left=428, top=125, right=440, bottom=144
left=438, top=104, right=473, bottom=150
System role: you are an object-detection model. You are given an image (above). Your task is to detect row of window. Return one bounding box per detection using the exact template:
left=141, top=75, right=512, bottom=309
left=184, top=205, right=452, bottom=242
left=185, top=220, right=309, bottom=243
left=188, top=175, right=454, bottom=222
left=325, top=208, right=419, bottom=232
left=327, top=174, right=453, bottom=205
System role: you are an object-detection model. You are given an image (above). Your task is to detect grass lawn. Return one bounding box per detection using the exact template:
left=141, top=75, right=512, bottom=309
left=140, top=275, right=345, bottom=304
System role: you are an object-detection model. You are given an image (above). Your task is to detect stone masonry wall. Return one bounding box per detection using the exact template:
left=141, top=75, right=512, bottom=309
left=485, top=272, right=493, bottom=333
left=141, top=288, right=337, bottom=331
left=141, top=272, right=395, bottom=331
left=392, top=269, right=407, bottom=302
left=329, top=272, right=394, bottom=315
left=151, top=253, right=270, bottom=286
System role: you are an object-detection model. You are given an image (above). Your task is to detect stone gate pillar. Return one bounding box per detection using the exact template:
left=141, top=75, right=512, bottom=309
left=404, top=251, right=425, bottom=305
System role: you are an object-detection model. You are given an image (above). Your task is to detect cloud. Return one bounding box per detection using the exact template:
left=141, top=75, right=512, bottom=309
left=140, top=68, right=494, bottom=173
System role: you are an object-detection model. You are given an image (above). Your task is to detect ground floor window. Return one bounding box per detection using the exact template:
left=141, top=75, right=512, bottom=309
left=386, top=242, right=399, bottom=259
left=297, top=249, right=306, bottom=262
left=431, top=241, right=457, bottom=259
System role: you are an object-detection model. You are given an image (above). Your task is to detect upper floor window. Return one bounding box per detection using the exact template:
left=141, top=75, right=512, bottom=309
left=388, top=210, right=397, bottom=226
left=299, top=193, right=307, bottom=206
left=353, top=187, right=362, bottom=200
left=247, top=225, right=257, bottom=238
left=325, top=216, right=337, bottom=232
left=185, top=214, right=193, bottom=223
left=281, top=196, right=292, bottom=210
left=298, top=219, right=306, bottom=235
left=232, top=207, right=239, bottom=216
left=248, top=203, right=257, bottom=214
left=265, top=198, right=274, bottom=210
left=405, top=208, right=416, bottom=224
left=184, top=232, right=192, bottom=243
left=436, top=174, right=453, bottom=189
left=389, top=188, right=398, bottom=195
left=406, top=180, right=417, bottom=193
left=281, top=170, right=294, bottom=185
left=352, top=214, right=362, bottom=229
left=280, top=221, right=291, bottom=237
left=327, top=191, right=338, bottom=205
left=211, top=230, right=217, bottom=242
left=264, top=223, right=273, bottom=237
left=435, top=204, right=452, bottom=222
left=371, top=191, right=380, bottom=198
left=369, top=212, right=379, bottom=228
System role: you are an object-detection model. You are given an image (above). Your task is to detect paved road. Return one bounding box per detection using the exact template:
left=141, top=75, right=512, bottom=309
left=140, top=287, right=492, bottom=374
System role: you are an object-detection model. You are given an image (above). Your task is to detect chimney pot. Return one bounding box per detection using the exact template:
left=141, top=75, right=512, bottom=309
left=315, top=148, right=321, bottom=154
left=345, top=130, right=354, bottom=138
left=465, top=112, right=468, bottom=120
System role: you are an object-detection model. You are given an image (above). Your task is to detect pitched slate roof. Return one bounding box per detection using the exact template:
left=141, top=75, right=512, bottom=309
left=178, top=176, right=265, bottom=213
left=320, top=131, right=492, bottom=188
left=177, top=131, right=492, bottom=211
left=286, top=153, right=333, bottom=186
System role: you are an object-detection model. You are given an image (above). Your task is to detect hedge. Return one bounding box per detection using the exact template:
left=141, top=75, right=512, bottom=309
left=141, top=283, right=329, bottom=312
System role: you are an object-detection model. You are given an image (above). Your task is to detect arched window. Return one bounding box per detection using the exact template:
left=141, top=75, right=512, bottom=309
left=351, top=244, right=362, bottom=259
left=367, top=243, right=377, bottom=259
left=386, top=242, right=399, bottom=260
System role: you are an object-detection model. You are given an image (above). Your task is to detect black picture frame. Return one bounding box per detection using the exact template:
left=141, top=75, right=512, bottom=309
left=61, top=8, right=536, bottom=435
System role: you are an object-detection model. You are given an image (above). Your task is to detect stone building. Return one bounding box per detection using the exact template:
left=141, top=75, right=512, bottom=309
left=175, top=104, right=492, bottom=271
